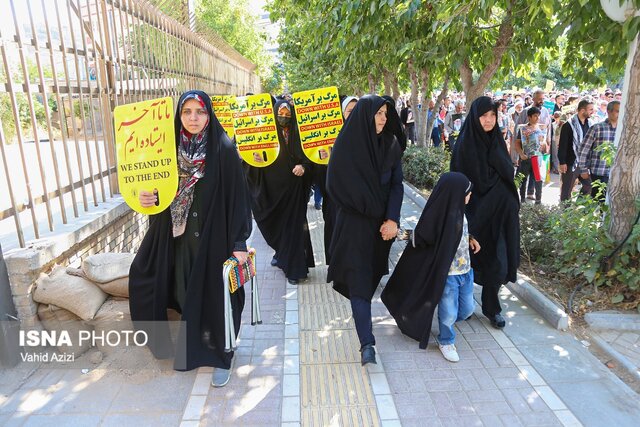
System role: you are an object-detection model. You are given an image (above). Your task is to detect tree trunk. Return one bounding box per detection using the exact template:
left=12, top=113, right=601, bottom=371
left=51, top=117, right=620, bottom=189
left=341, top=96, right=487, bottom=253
left=416, top=67, right=430, bottom=147
left=391, top=73, right=401, bottom=101
left=382, top=68, right=394, bottom=98
left=458, top=1, right=514, bottom=103
left=608, top=35, right=640, bottom=242
left=407, top=59, right=419, bottom=147
left=367, top=73, right=378, bottom=94
left=426, top=76, right=450, bottom=146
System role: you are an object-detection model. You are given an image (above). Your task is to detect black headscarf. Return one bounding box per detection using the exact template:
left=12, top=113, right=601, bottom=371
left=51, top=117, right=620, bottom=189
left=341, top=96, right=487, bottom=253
left=450, top=96, right=515, bottom=198
left=382, top=95, right=407, bottom=152
left=243, top=98, right=314, bottom=281
left=450, top=96, right=520, bottom=286
left=382, top=172, right=472, bottom=349
left=327, top=95, right=402, bottom=219
left=129, top=90, right=252, bottom=371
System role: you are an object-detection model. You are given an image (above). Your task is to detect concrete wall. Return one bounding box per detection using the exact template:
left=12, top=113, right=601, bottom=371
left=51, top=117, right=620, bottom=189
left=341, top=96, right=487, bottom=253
left=3, top=201, right=148, bottom=329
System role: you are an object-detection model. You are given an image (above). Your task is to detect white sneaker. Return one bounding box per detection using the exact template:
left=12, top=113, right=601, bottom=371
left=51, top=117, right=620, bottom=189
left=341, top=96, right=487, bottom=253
left=438, top=343, right=460, bottom=362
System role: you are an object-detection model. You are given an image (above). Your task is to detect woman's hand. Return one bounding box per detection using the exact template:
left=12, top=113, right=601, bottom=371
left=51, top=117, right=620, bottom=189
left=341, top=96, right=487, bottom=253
left=380, top=219, right=398, bottom=241
left=469, top=238, right=481, bottom=254
left=292, top=165, right=305, bottom=176
left=232, top=251, right=248, bottom=265
left=139, top=190, right=157, bottom=207
left=519, top=153, right=528, bottom=161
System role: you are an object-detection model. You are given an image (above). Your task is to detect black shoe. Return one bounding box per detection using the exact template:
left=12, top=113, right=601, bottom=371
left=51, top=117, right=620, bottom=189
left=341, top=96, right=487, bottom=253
left=270, top=257, right=278, bottom=267
left=287, top=278, right=298, bottom=285
left=360, top=344, right=376, bottom=366
left=535, top=200, right=542, bottom=205
left=488, top=314, right=506, bottom=329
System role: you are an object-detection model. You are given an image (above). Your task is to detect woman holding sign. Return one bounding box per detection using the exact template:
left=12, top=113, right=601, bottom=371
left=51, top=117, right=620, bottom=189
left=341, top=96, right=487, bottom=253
left=129, top=90, right=252, bottom=387
left=244, top=98, right=314, bottom=285
left=326, top=95, right=403, bottom=366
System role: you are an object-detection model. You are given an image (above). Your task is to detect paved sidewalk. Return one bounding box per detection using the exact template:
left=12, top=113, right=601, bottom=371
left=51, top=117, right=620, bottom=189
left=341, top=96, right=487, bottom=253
left=2, top=192, right=640, bottom=426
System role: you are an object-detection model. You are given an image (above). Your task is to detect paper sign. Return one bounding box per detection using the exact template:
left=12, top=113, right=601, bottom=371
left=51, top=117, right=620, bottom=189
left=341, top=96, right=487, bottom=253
left=545, top=79, right=555, bottom=92
left=230, top=94, right=279, bottom=167
left=114, top=97, right=177, bottom=214
left=211, top=95, right=236, bottom=138
left=512, top=86, right=519, bottom=92
left=543, top=100, right=555, bottom=114
left=292, top=86, right=343, bottom=165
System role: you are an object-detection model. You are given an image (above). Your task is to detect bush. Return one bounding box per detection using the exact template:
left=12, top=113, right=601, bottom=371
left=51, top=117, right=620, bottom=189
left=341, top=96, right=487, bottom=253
left=402, top=145, right=450, bottom=190
left=519, top=203, right=561, bottom=263
left=546, top=195, right=640, bottom=305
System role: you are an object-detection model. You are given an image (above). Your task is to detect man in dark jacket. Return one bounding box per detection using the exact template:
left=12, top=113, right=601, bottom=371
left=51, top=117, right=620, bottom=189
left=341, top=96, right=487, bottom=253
left=558, top=99, right=594, bottom=202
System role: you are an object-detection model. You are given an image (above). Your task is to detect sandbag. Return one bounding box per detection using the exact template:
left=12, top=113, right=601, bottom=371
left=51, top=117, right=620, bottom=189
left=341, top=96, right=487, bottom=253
left=33, top=265, right=108, bottom=321
left=81, top=253, right=135, bottom=283
left=37, top=303, right=93, bottom=356
left=67, top=266, right=128, bottom=298
left=89, top=298, right=133, bottom=355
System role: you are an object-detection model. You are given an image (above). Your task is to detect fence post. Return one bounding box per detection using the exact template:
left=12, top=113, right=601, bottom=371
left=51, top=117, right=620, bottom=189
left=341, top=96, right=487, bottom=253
left=0, top=244, right=20, bottom=367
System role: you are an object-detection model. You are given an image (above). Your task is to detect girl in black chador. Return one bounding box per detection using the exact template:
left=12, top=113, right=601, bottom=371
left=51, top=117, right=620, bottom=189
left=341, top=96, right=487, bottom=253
left=129, top=90, right=252, bottom=387
left=326, top=95, right=403, bottom=366
left=450, top=96, right=520, bottom=329
left=382, top=172, right=480, bottom=363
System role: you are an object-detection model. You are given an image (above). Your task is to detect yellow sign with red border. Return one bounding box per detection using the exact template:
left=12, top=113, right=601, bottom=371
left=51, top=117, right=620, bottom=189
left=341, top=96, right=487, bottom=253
left=211, top=95, right=236, bottom=138
left=230, top=93, right=279, bottom=167
left=292, top=86, right=343, bottom=165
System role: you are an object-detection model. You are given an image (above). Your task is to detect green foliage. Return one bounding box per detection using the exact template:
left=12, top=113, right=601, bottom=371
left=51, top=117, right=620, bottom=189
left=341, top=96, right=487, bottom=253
left=544, top=195, right=640, bottom=298
left=519, top=203, right=561, bottom=262
left=197, top=0, right=275, bottom=91
left=401, top=145, right=450, bottom=190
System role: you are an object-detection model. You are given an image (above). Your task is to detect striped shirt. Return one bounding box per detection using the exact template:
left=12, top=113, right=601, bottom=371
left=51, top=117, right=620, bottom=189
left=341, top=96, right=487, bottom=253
left=576, top=119, right=616, bottom=177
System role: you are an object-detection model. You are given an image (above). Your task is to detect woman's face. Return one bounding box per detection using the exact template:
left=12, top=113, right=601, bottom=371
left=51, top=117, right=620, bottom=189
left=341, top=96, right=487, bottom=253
left=180, top=99, right=208, bottom=134
left=374, top=104, right=388, bottom=134
left=479, top=110, right=497, bottom=132
left=344, top=100, right=357, bottom=119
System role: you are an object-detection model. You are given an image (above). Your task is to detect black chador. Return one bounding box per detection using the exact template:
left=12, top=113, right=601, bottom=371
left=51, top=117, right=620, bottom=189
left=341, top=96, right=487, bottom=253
left=129, top=91, right=252, bottom=371
left=326, top=95, right=403, bottom=301
left=450, top=96, right=520, bottom=318
left=244, top=99, right=314, bottom=281
left=381, top=172, right=472, bottom=349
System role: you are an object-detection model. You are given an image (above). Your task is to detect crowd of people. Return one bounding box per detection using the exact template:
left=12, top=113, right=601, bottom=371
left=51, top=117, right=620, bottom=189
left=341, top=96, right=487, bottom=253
left=127, top=84, right=622, bottom=388
left=396, top=86, right=621, bottom=204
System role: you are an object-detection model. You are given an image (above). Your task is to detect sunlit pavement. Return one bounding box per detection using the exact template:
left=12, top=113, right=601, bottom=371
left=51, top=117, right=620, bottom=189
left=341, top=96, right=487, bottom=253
left=1, top=191, right=639, bottom=427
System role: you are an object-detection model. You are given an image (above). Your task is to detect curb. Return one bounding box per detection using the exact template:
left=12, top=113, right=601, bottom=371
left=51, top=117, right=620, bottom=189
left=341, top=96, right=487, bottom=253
left=506, top=277, right=570, bottom=331
left=584, top=312, right=640, bottom=331
left=589, top=333, right=640, bottom=382
left=401, top=184, right=570, bottom=331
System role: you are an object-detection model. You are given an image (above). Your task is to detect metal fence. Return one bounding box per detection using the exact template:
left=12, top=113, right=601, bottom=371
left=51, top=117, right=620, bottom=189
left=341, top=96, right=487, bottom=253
left=0, top=0, right=260, bottom=249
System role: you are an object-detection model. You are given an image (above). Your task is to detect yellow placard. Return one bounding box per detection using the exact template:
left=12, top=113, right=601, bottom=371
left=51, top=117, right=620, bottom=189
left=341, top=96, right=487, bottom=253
left=512, top=86, right=519, bottom=92
left=230, top=93, right=279, bottom=167
left=545, top=79, right=555, bottom=92
left=212, top=95, right=236, bottom=138
left=114, top=97, right=177, bottom=215
left=292, top=86, right=343, bottom=165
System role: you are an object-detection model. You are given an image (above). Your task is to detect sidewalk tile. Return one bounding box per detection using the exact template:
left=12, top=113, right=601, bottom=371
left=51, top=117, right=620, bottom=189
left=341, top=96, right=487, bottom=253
left=369, top=373, right=391, bottom=394
left=284, top=356, right=300, bottom=375
left=534, top=386, right=567, bottom=411
left=375, top=394, right=398, bottom=420
left=282, top=374, right=300, bottom=397
left=281, top=396, right=300, bottom=422
left=554, top=409, right=583, bottom=427
left=182, top=395, right=207, bottom=420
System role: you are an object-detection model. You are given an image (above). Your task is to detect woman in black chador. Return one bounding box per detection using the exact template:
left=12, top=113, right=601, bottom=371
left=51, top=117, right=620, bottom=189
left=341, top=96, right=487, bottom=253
left=450, top=96, right=520, bottom=329
left=244, top=98, right=314, bottom=284
left=129, top=90, right=252, bottom=387
left=381, top=172, right=473, bottom=349
left=327, top=95, right=403, bottom=366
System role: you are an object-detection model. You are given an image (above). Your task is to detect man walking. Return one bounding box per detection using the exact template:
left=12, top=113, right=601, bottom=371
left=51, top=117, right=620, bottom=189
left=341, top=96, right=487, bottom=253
left=558, top=99, right=594, bottom=202
left=576, top=101, right=619, bottom=200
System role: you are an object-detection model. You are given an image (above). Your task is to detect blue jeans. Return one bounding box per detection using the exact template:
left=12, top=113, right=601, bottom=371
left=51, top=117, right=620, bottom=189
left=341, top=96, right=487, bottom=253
left=313, top=184, right=322, bottom=205
left=437, top=269, right=475, bottom=345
